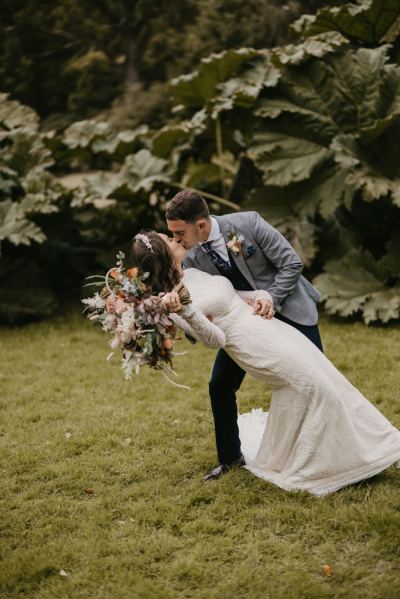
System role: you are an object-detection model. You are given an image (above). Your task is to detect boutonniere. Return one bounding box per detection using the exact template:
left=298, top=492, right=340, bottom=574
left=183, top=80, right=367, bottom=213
left=227, top=230, right=245, bottom=256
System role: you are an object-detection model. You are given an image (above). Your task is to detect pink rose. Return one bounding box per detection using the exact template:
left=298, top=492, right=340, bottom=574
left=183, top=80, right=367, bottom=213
left=115, top=298, right=127, bottom=314
left=106, top=295, right=117, bottom=313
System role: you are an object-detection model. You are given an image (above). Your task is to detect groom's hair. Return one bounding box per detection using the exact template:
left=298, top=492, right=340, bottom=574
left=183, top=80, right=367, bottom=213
left=166, top=189, right=210, bottom=223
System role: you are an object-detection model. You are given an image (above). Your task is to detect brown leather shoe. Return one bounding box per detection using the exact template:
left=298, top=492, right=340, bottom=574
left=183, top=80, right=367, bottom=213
left=203, top=454, right=245, bottom=481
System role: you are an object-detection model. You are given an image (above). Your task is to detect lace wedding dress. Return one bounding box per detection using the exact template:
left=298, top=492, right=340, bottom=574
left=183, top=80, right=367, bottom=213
left=171, top=268, right=400, bottom=495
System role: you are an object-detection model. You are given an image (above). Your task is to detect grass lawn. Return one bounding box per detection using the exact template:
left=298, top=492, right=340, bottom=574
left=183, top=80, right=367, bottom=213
left=1, top=312, right=400, bottom=599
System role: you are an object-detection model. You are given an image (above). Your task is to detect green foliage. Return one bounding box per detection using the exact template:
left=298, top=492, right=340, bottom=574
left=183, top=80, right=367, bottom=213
left=292, top=0, right=400, bottom=45
left=314, top=242, right=400, bottom=323
left=172, top=48, right=266, bottom=109
left=0, top=1, right=343, bottom=128
left=0, top=94, right=61, bottom=249
left=0, top=0, right=126, bottom=120
left=2, top=0, right=400, bottom=324
left=63, top=120, right=148, bottom=156
left=0, top=95, right=166, bottom=323
left=161, top=0, right=400, bottom=322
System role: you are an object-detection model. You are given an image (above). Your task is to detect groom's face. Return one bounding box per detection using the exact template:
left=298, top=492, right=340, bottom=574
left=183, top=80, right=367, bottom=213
left=167, top=218, right=208, bottom=249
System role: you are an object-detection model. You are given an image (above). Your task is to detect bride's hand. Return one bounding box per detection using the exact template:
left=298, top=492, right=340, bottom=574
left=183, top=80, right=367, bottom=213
left=253, top=299, right=275, bottom=319
left=244, top=298, right=255, bottom=306
left=162, top=291, right=184, bottom=313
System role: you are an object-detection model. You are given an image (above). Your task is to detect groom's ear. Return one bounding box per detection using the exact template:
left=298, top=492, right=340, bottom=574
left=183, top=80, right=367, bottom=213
left=196, top=218, right=208, bottom=232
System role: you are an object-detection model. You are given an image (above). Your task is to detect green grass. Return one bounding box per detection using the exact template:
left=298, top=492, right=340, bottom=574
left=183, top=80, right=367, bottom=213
left=1, top=312, right=400, bottom=599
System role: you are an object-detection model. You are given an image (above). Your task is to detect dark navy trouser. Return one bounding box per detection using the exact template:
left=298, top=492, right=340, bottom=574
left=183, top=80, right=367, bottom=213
left=209, top=314, right=323, bottom=464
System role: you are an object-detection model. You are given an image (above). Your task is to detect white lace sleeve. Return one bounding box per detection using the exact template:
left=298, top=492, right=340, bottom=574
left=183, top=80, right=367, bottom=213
left=169, top=305, right=226, bottom=349
left=236, top=289, right=273, bottom=304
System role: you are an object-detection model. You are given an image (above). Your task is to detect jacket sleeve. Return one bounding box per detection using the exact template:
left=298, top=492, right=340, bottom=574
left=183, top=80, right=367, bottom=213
left=169, top=305, right=226, bottom=349
left=249, top=211, right=303, bottom=312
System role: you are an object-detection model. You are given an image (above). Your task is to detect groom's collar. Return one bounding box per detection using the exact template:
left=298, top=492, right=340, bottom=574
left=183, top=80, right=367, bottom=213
left=212, top=215, right=231, bottom=240
left=200, top=216, right=221, bottom=247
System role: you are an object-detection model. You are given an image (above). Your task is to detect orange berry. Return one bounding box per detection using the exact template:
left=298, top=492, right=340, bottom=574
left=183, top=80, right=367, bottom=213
left=163, top=338, right=173, bottom=350
left=126, top=267, right=139, bottom=278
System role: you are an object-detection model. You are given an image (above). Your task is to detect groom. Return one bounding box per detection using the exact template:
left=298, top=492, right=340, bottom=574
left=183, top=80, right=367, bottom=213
left=166, top=189, right=323, bottom=480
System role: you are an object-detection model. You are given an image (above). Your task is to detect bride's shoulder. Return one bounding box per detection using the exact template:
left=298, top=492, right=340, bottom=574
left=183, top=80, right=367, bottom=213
left=184, top=267, right=205, bottom=274
left=183, top=267, right=211, bottom=280
left=183, top=269, right=232, bottom=290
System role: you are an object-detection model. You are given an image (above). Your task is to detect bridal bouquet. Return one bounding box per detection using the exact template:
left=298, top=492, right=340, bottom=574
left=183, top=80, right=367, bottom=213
left=82, top=251, right=191, bottom=383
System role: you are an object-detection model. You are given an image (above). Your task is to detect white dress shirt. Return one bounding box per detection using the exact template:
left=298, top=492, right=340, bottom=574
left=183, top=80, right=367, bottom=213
left=200, top=217, right=230, bottom=262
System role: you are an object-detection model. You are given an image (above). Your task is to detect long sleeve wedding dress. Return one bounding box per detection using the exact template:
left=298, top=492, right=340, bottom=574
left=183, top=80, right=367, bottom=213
left=170, top=268, right=400, bottom=495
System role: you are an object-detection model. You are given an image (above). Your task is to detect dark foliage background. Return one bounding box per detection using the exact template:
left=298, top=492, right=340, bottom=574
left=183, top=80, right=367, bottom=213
left=1, top=0, right=399, bottom=324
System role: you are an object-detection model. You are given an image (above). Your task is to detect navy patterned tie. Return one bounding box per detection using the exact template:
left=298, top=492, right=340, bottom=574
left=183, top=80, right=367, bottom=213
left=202, top=241, right=232, bottom=275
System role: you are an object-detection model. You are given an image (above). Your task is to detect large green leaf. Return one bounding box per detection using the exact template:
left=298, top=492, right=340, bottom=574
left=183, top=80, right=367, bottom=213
left=285, top=165, right=353, bottom=219
left=345, top=168, right=397, bottom=202
left=63, top=120, right=112, bottom=149
left=246, top=188, right=318, bottom=267
left=63, top=120, right=148, bottom=157
left=255, top=45, right=400, bottom=152
left=307, top=46, right=396, bottom=134
left=21, top=171, right=62, bottom=214
left=292, top=0, right=400, bottom=45
left=212, top=57, right=280, bottom=118
left=0, top=200, right=46, bottom=247
left=0, top=129, right=54, bottom=177
left=271, top=32, right=348, bottom=66
left=248, top=131, right=331, bottom=186
left=92, top=126, right=148, bottom=155
left=0, top=166, right=17, bottom=195
left=0, top=97, right=62, bottom=252
left=331, top=134, right=400, bottom=204
left=60, top=149, right=172, bottom=204
left=118, top=149, right=171, bottom=194
left=0, top=93, right=39, bottom=131
left=361, top=288, right=400, bottom=323
left=152, top=123, right=192, bottom=159
left=181, top=160, right=221, bottom=189
left=60, top=171, right=120, bottom=207
left=171, top=48, right=264, bottom=109
left=330, top=134, right=362, bottom=168
left=151, top=110, right=208, bottom=159
left=254, top=97, right=336, bottom=138
left=313, top=248, right=400, bottom=323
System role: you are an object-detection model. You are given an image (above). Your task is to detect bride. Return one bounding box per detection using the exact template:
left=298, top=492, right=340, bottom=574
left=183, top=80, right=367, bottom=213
left=131, top=231, right=400, bottom=496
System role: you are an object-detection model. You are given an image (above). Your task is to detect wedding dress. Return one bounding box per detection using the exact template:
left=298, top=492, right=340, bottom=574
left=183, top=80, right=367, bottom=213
left=170, top=268, right=400, bottom=495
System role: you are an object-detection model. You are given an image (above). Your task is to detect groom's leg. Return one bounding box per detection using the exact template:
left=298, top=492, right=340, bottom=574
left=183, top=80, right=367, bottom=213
left=209, top=349, right=246, bottom=464
left=275, top=313, right=323, bottom=352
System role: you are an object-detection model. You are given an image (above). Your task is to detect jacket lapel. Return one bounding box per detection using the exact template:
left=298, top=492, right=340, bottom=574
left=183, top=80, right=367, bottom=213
left=214, top=216, right=256, bottom=289
left=189, top=245, right=221, bottom=276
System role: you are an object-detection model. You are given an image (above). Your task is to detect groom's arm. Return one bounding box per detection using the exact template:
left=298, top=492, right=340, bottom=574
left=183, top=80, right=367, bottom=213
left=250, top=211, right=303, bottom=313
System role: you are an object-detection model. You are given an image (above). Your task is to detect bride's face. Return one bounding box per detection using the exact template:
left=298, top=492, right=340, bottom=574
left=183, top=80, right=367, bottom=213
left=158, top=233, right=187, bottom=263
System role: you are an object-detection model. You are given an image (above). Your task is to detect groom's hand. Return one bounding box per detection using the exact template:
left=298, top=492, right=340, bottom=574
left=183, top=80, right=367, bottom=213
left=253, top=299, right=275, bottom=319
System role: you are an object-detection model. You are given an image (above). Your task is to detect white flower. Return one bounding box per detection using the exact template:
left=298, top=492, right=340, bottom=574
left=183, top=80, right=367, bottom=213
left=110, top=336, right=120, bottom=349
left=122, top=350, right=134, bottom=379
left=102, top=313, right=118, bottom=331
left=227, top=232, right=245, bottom=256
left=116, top=308, right=138, bottom=343
left=82, top=293, right=106, bottom=310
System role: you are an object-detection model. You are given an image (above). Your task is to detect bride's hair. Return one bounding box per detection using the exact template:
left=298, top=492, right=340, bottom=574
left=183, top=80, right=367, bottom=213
left=131, top=230, right=181, bottom=293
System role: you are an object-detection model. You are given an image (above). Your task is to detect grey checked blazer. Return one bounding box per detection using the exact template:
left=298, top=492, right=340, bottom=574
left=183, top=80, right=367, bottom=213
left=183, top=211, right=320, bottom=326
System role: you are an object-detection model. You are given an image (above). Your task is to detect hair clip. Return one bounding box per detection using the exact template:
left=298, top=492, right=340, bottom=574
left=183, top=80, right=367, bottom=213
left=135, top=233, right=153, bottom=251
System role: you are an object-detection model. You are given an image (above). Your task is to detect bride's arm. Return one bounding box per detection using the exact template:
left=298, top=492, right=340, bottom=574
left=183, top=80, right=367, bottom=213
left=236, top=289, right=273, bottom=304
left=169, top=305, right=226, bottom=349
